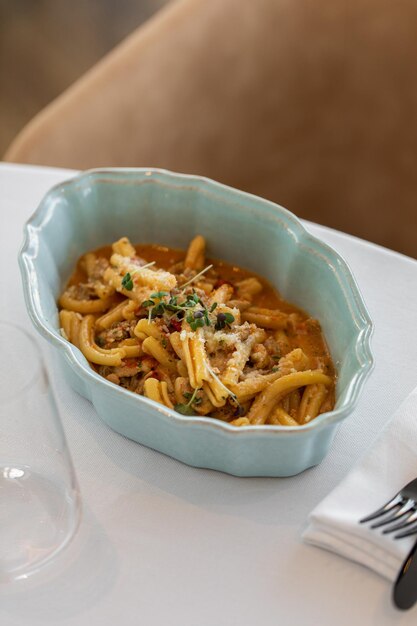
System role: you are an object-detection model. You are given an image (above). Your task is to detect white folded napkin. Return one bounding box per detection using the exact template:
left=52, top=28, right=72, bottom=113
left=303, top=386, right=417, bottom=581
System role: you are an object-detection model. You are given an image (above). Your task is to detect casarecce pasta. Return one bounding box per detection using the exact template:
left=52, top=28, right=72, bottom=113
left=58, top=235, right=336, bottom=426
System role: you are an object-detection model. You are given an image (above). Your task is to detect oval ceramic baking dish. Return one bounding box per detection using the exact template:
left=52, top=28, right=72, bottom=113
left=19, top=168, right=373, bottom=476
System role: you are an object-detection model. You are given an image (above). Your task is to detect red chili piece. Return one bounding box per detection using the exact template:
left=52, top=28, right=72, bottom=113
left=169, top=319, right=182, bottom=333
left=123, top=358, right=138, bottom=368
left=214, top=279, right=234, bottom=289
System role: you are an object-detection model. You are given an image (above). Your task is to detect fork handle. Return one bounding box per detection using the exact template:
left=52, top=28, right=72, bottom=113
left=393, top=537, right=417, bottom=610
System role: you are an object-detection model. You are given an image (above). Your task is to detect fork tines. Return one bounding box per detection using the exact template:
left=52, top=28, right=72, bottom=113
left=360, top=495, right=417, bottom=539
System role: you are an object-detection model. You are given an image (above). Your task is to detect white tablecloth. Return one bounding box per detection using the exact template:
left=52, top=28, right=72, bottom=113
left=1, top=163, right=417, bottom=625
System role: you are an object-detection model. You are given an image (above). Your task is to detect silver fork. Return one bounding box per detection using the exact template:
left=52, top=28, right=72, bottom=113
left=360, top=477, right=417, bottom=610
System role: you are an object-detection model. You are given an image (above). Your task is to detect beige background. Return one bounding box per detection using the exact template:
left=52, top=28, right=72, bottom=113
left=2, top=0, right=416, bottom=257
left=0, top=0, right=168, bottom=155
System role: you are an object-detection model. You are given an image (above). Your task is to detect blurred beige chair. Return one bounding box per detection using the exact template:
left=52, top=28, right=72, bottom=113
left=4, top=0, right=417, bottom=257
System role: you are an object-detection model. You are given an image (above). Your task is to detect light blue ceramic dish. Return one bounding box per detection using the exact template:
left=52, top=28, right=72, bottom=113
left=19, top=168, right=374, bottom=477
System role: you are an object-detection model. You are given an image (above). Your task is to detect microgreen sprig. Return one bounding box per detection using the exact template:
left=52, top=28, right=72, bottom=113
left=180, top=264, right=213, bottom=290
left=141, top=289, right=217, bottom=331
left=183, top=391, right=202, bottom=406
left=151, top=291, right=169, bottom=299
left=205, top=361, right=240, bottom=409
left=214, top=312, right=235, bottom=331
left=121, top=261, right=156, bottom=291
left=174, top=387, right=202, bottom=415
left=141, top=291, right=170, bottom=322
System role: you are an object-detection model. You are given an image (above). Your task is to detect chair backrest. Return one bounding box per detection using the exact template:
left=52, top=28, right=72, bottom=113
left=4, top=0, right=417, bottom=257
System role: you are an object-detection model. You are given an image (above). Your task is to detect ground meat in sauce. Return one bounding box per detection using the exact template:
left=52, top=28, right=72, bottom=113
left=88, top=258, right=109, bottom=280
left=67, top=283, right=97, bottom=301
left=61, top=240, right=336, bottom=425
left=97, top=320, right=136, bottom=346
left=250, top=344, right=270, bottom=369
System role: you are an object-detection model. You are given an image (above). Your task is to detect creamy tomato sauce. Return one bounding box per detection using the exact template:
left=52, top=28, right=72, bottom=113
left=69, top=242, right=335, bottom=381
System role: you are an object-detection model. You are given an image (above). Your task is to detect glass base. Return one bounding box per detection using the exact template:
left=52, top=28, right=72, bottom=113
left=0, top=465, right=80, bottom=582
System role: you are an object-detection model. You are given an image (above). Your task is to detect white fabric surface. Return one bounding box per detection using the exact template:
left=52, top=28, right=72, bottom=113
left=303, top=386, right=417, bottom=580
left=1, top=164, right=417, bottom=626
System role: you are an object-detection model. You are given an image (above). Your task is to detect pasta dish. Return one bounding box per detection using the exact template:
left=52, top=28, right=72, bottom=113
left=58, top=236, right=336, bottom=426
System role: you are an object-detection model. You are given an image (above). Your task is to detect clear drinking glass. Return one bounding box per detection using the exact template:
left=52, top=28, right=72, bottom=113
left=0, top=322, right=81, bottom=582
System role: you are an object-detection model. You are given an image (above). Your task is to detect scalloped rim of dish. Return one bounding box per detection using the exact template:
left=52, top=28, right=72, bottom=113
left=19, top=167, right=374, bottom=436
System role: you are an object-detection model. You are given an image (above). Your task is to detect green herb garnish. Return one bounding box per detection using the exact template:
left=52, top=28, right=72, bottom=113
left=150, top=291, right=169, bottom=299
left=165, top=295, right=178, bottom=312
left=141, top=290, right=215, bottom=330
left=183, top=391, right=202, bottom=406
left=174, top=404, right=194, bottom=416
left=214, top=312, right=235, bottom=330
left=152, top=302, right=166, bottom=317
left=121, top=272, right=134, bottom=291
left=121, top=261, right=156, bottom=291
left=174, top=387, right=201, bottom=415
left=186, top=308, right=211, bottom=331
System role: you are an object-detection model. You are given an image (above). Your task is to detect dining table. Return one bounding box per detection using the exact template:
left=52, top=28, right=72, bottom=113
left=1, top=162, right=417, bottom=626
